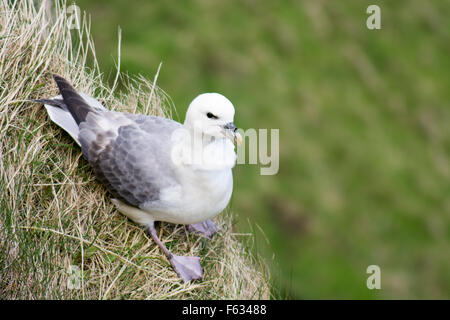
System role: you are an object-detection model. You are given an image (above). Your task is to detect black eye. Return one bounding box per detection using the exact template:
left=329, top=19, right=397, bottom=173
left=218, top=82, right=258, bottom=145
left=207, top=112, right=218, bottom=119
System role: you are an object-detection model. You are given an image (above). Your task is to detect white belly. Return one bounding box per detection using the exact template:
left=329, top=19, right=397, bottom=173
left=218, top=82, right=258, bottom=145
left=154, top=168, right=233, bottom=224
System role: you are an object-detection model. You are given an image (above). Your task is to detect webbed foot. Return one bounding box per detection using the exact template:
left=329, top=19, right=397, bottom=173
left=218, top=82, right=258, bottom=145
left=169, top=254, right=202, bottom=282
left=187, top=219, right=221, bottom=238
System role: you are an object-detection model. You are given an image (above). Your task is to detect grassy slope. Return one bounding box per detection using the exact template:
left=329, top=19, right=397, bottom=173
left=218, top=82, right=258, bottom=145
left=0, top=0, right=269, bottom=299
left=76, top=0, right=450, bottom=298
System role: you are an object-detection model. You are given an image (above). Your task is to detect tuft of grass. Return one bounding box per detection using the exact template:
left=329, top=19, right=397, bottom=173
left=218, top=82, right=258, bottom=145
left=0, top=0, right=270, bottom=299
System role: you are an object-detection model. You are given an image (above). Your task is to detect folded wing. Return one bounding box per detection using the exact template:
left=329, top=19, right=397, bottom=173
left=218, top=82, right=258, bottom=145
left=79, top=111, right=182, bottom=207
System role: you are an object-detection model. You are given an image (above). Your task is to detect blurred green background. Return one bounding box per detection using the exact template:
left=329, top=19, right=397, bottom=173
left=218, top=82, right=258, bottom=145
left=74, top=0, right=450, bottom=299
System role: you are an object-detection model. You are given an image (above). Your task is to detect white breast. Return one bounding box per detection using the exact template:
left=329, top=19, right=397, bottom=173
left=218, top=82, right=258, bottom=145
left=146, top=166, right=232, bottom=224
left=142, top=137, right=236, bottom=224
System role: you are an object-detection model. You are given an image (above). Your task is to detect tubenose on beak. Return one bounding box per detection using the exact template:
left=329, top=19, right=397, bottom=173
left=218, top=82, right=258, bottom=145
left=223, top=122, right=242, bottom=146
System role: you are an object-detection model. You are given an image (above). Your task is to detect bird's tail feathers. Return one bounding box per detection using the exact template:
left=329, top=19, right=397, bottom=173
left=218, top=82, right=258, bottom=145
left=33, top=75, right=108, bottom=146
left=36, top=95, right=81, bottom=145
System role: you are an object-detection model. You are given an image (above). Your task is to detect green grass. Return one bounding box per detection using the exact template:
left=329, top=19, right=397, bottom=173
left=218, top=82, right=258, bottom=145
left=74, top=0, right=450, bottom=298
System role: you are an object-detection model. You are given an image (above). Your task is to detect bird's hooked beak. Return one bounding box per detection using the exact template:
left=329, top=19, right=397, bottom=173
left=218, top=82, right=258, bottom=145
left=223, top=122, right=242, bottom=146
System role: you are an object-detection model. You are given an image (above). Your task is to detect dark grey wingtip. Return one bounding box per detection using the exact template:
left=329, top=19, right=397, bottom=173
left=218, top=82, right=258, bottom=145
left=52, top=73, right=64, bottom=81
left=52, top=74, right=72, bottom=93
left=50, top=74, right=93, bottom=125
left=31, top=98, right=66, bottom=108
left=30, top=98, right=46, bottom=104
left=31, top=98, right=53, bottom=104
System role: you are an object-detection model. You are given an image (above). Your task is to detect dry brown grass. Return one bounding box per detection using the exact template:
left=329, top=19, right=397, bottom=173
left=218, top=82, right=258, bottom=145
left=0, top=0, right=270, bottom=299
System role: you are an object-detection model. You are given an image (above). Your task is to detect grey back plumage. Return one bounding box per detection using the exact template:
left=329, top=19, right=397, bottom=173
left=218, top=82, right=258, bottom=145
left=79, top=111, right=182, bottom=207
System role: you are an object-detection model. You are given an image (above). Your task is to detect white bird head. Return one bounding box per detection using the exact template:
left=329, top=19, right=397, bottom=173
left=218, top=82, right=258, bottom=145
left=184, top=93, right=242, bottom=145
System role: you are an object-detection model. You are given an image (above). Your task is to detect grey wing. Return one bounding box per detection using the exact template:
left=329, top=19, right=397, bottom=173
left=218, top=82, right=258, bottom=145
left=79, top=111, right=182, bottom=207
